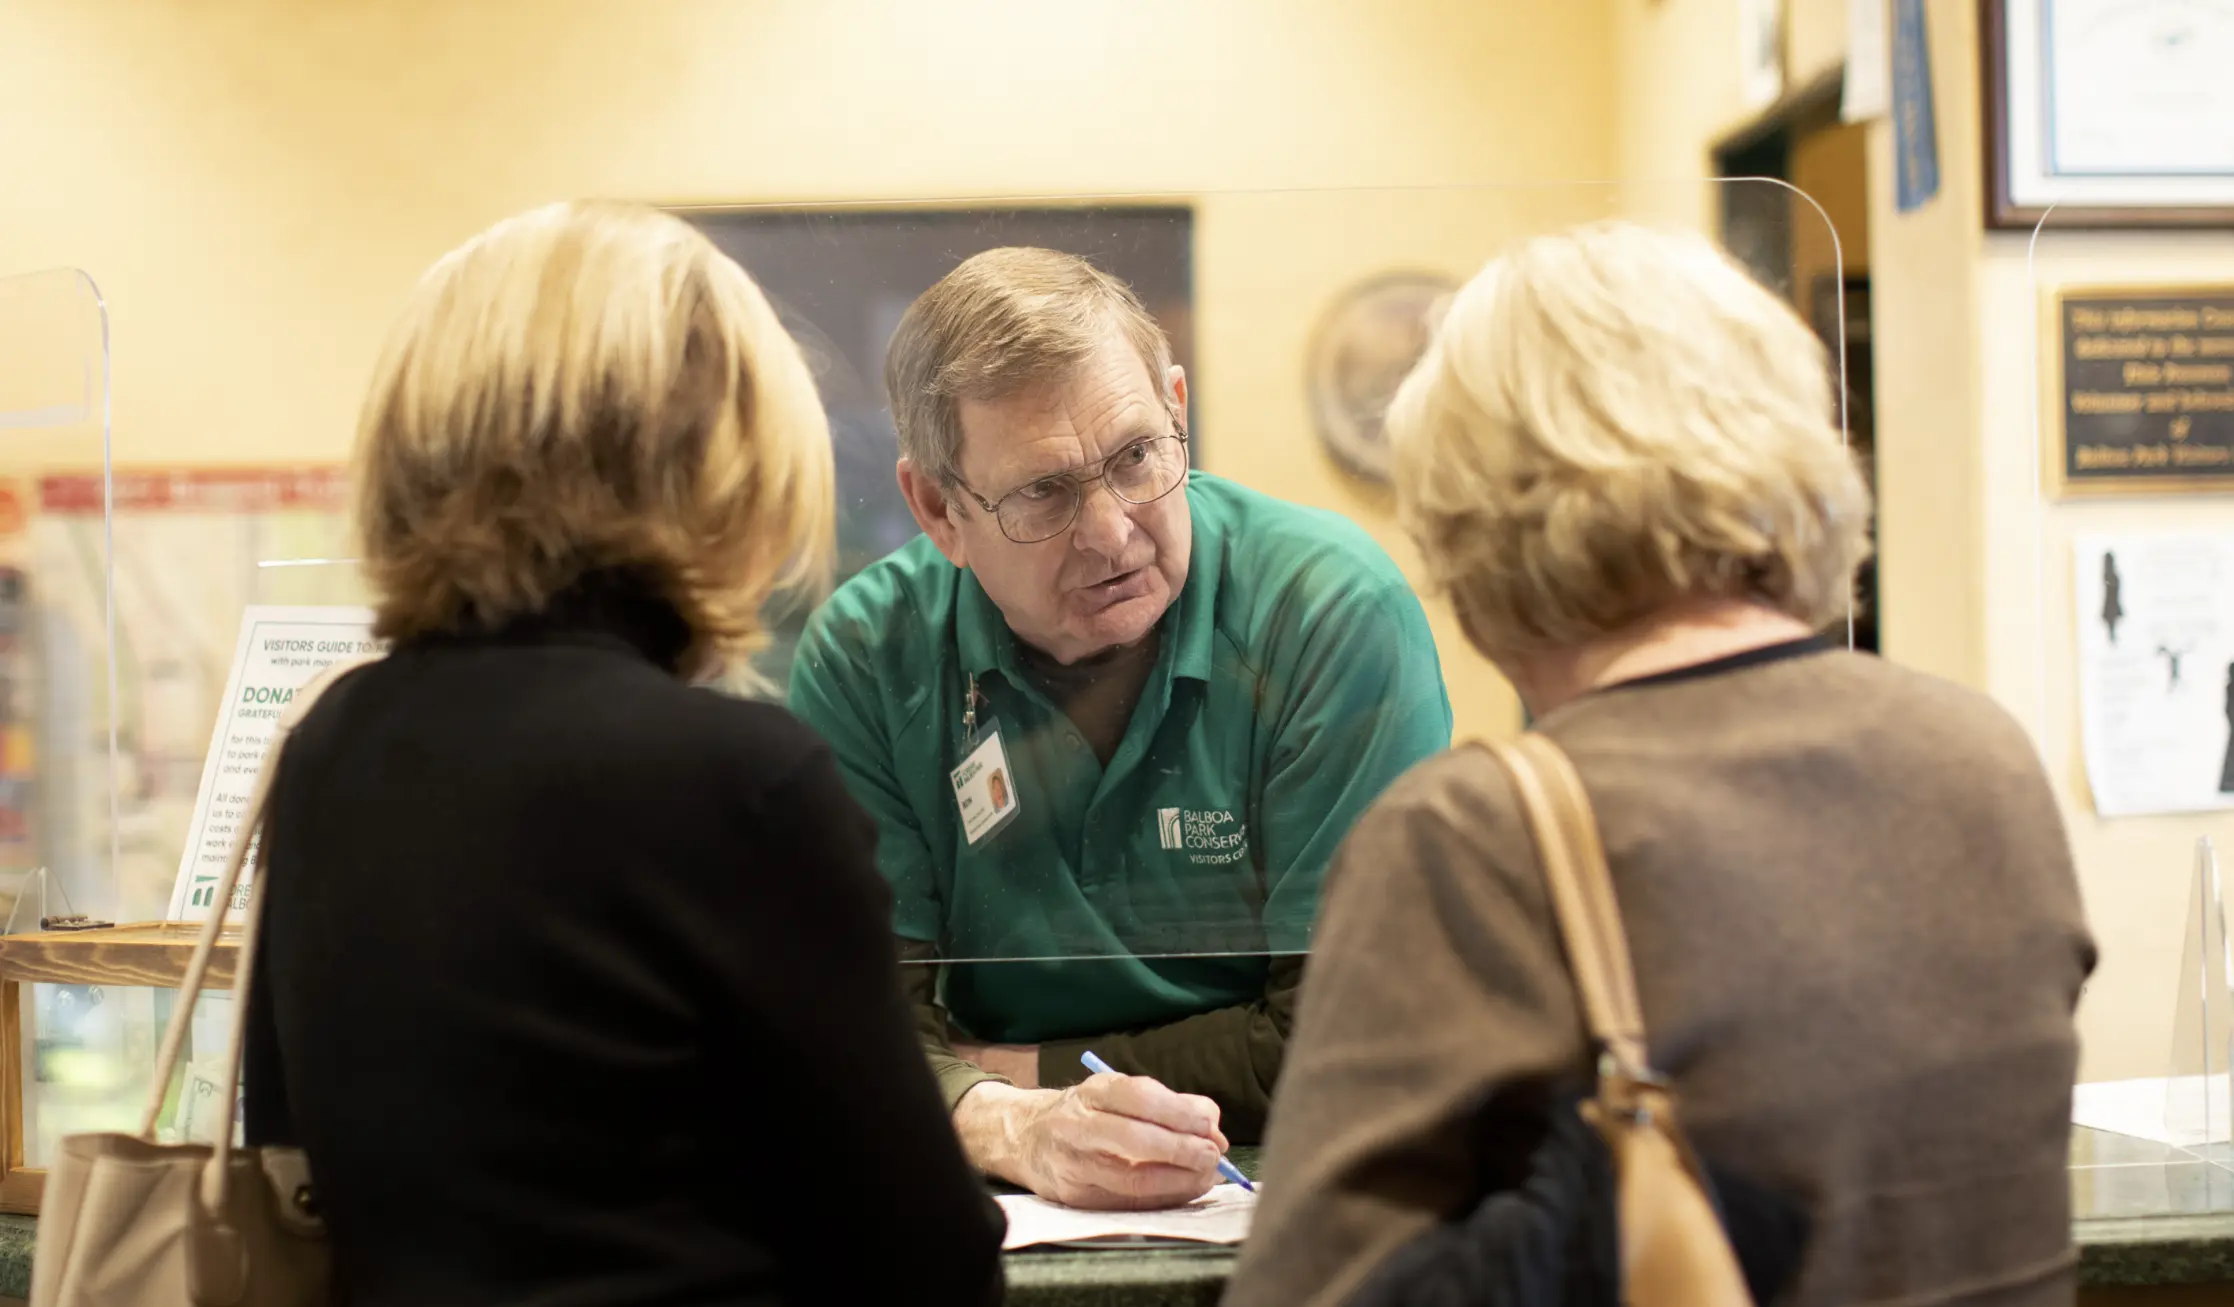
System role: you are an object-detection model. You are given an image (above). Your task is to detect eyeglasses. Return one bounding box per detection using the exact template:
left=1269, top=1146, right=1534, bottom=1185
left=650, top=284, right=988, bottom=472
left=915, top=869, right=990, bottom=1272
left=955, top=433, right=1191, bottom=544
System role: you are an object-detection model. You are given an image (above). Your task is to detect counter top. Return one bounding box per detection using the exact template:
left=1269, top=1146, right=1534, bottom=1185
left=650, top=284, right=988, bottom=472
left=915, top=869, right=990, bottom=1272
left=997, top=1132, right=2234, bottom=1304
left=5, top=1133, right=2232, bottom=1303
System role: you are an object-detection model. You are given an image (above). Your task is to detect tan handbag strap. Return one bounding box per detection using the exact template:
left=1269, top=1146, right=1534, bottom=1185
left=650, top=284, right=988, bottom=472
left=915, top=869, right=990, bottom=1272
left=1487, top=735, right=1652, bottom=1080
left=136, top=656, right=378, bottom=1201
left=1488, top=737, right=1760, bottom=1307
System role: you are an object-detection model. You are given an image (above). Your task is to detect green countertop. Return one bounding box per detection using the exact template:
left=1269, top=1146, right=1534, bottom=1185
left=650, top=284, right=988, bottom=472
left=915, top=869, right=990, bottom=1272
left=6, top=1132, right=2233, bottom=1303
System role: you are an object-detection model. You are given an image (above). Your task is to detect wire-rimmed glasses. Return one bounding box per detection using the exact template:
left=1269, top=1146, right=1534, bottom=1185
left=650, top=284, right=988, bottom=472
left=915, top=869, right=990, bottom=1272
left=955, top=433, right=1191, bottom=544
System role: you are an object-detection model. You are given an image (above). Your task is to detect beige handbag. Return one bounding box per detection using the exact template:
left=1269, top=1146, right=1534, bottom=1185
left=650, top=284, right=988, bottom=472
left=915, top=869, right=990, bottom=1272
left=28, top=658, right=370, bottom=1307
left=1490, top=735, right=1755, bottom=1307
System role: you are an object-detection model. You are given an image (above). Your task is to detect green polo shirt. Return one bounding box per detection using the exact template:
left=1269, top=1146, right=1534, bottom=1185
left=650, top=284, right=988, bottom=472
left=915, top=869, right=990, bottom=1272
left=787, top=473, right=1451, bottom=1045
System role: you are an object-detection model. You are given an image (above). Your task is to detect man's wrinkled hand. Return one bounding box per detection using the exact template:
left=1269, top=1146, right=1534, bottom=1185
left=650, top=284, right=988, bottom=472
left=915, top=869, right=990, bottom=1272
left=964, top=1072, right=1228, bottom=1210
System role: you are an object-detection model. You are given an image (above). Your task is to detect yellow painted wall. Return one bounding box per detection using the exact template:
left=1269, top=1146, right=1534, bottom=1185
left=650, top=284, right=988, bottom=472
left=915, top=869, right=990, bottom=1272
left=1866, top=0, right=2234, bottom=1083
left=1865, top=0, right=1989, bottom=689
left=1981, top=235, right=2234, bottom=1083
left=1618, top=0, right=2234, bottom=1082
left=1784, top=0, right=1851, bottom=88
left=1613, top=0, right=1746, bottom=228
left=1, top=0, right=1624, bottom=743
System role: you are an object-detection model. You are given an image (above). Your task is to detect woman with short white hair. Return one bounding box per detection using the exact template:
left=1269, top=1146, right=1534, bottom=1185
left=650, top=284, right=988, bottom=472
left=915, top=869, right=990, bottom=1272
left=1229, top=221, right=2094, bottom=1307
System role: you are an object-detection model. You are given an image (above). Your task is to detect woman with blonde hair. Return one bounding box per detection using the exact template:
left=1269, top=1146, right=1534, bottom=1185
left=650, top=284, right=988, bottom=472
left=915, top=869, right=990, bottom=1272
left=1230, top=222, right=2093, bottom=1307
left=242, top=201, right=1004, bottom=1306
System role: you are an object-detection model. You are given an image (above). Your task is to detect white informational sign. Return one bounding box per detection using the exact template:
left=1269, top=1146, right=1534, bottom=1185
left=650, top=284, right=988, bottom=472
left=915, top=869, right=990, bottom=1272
left=167, top=606, right=381, bottom=922
left=2075, top=532, right=2234, bottom=818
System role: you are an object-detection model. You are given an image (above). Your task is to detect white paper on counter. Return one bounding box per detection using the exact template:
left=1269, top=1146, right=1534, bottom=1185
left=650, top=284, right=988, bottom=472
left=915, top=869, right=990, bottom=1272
left=2074, top=1075, right=2234, bottom=1146
left=997, top=1183, right=1257, bottom=1250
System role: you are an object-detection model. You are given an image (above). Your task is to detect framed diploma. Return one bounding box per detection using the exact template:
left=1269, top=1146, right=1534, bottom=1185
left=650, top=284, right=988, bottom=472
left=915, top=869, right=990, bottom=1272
left=1983, top=0, right=2234, bottom=228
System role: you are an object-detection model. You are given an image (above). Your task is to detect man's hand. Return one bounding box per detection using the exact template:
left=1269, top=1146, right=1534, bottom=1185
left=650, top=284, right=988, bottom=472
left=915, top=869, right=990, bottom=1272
left=951, top=1038, right=1040, bottom=1088
left=953, top=1074, right=1228, bottom=1210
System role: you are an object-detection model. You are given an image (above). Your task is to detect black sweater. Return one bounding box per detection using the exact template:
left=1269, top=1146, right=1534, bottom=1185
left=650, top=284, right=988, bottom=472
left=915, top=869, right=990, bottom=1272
left=243, top=575, right=1006, bottom=1306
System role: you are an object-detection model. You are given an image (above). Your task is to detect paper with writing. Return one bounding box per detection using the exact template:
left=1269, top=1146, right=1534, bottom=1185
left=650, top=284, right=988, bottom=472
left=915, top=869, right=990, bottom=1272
left=997, top=1183, right=1257, bottom=1251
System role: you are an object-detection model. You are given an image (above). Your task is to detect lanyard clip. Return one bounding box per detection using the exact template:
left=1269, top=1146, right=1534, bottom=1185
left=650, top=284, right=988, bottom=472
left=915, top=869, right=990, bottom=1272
left=962, top=673, right=981, bottom=743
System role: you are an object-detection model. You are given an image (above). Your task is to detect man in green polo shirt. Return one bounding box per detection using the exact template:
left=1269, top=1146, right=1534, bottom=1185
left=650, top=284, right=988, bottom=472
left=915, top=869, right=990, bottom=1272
left=788, top=247, right=1450, bottom=1211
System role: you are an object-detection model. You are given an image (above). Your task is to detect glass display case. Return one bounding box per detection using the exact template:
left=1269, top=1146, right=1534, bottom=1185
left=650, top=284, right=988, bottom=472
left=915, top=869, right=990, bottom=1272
left=0, top=925, right=236, bottom=1212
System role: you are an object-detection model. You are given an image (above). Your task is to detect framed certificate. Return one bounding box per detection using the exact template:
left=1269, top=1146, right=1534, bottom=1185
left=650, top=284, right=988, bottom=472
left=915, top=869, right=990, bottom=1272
left=1983, top=0, right=2234, bottom=228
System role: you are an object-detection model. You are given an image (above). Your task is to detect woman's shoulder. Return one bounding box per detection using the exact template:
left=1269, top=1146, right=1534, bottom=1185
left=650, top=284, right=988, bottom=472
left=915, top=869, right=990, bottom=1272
left=1753, top=649, right=2048, bottom=767
left=1553, top=647, right=2045, bottom=762
left=1333, top=744, right=1543, bottom=896
left=1543, top=647, right=2064, bottom=832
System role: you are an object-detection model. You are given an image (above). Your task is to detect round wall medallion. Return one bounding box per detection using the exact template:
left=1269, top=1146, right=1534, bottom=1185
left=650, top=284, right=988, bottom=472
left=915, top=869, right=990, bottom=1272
left=1306, top=271, right=1457, bottom=483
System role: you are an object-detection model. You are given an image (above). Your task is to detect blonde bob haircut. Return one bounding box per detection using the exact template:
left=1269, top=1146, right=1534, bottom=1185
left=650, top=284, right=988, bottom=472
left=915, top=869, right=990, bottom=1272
left=1388, top=220, right=1872, bottom=660
left=354, top=200, right=833, bottom=673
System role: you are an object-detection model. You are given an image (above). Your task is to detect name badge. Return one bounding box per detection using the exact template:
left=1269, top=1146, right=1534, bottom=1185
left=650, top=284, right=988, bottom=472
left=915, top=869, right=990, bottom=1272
left=950, top=723, right=1021, bottom=846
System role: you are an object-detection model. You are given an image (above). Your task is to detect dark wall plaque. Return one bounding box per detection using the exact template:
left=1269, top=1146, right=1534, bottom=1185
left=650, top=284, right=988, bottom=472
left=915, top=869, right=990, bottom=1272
left=2046, top=285, right=2234, bottom=497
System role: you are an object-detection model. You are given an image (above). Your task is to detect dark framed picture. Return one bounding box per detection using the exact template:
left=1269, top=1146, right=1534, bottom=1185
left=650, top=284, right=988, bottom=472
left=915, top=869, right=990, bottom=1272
left=1981, top=0, right=2234, bottom=229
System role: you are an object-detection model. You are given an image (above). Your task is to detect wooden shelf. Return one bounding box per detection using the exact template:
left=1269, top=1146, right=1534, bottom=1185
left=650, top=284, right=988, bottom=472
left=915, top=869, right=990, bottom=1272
left=0, top=922, right=236, bottom=989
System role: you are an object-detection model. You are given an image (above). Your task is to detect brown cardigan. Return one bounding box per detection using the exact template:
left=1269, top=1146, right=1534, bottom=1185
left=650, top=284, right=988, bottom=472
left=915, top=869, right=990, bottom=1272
left=1228, top=645, right=2096, bottom=1307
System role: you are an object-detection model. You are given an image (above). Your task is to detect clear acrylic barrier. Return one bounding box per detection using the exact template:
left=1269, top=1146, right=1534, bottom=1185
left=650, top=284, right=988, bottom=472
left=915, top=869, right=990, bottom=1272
left=0, top=269, right=114, bottom=926
left=18, top=553, right=368, bottom=1166
left=4, top=184, right=1851, bottom=1154
left=674, top=179, right=1851, bottom=965
left=2028, top=207, right=2234, bottom=1217
left=1, top=266, right=127, bottom=1167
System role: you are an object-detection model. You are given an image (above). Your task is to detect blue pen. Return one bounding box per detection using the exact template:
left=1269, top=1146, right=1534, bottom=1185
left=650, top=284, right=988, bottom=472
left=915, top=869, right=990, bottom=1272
left=1079, top=1049, right=1255, bottom=1192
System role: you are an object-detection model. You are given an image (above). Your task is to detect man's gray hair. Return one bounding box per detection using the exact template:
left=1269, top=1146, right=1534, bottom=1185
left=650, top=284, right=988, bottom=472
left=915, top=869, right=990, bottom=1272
left=884, top=247, right=1178, bottom=486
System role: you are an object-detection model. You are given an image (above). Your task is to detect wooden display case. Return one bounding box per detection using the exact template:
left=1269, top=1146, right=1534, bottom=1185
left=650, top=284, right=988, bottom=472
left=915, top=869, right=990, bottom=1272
left=0, top=923, right=238, bottom=1214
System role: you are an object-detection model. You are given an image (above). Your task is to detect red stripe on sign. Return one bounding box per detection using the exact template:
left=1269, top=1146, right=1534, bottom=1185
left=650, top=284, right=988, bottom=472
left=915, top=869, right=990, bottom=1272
left=39, top=467, right=350, bottom=514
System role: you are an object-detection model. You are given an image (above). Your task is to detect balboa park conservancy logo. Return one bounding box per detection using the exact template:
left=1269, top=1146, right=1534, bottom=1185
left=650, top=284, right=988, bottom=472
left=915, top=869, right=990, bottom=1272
left=1155, top=807, right=1248, bottom=864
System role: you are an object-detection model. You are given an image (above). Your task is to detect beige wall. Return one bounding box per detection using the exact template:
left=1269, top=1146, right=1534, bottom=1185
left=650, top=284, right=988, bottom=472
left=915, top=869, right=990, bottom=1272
left=1868, top=0, right=2234, bottom=1083
left=1, top=0, right=1629, bottom=743
left=1866, top=0, right=1990, bottom=688
left=1981, top=235, right=2234, bottom=1082
left=1784, top=0, right=1851, bottom=88
left=1619, top=0, right=2234, bottom=1083
left=1613, top=0, right=1746, bottom=227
